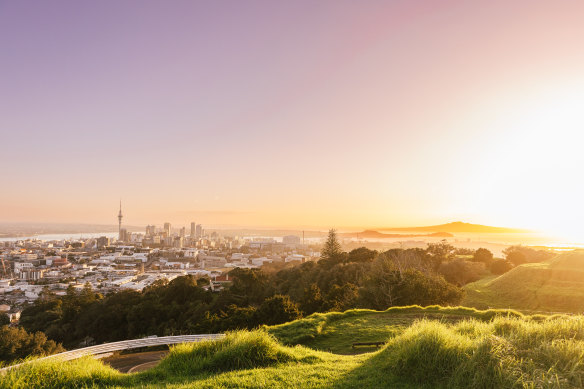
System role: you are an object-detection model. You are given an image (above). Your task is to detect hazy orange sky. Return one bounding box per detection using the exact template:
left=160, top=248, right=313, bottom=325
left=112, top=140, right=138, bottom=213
left=1, top=1, right=583, bottom=240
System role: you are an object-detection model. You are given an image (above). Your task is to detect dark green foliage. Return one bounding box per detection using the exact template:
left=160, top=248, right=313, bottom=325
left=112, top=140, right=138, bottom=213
left=0, top=326, right=64, bottom=363
left=320, top=229, right=343, bottom=265
left=256, top=295, right=302, bottom=326
left=359, top=251, right=463, bottom=310
left=19, top=245, right=466, bottom=349
left=347, top=247, right=377, bottom=263
left=438, top=258, right=484, bottom=286
left=299, top=283, right=325, bottom=314
left=472, top=247, right=494, bottom=264
left=227, top=268, right=272, bottom=306
left=0, top=313, right=9, bottom=326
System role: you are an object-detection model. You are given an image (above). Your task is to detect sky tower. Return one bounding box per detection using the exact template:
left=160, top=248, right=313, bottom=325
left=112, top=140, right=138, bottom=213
left=117, top=200, right=123, bottom=241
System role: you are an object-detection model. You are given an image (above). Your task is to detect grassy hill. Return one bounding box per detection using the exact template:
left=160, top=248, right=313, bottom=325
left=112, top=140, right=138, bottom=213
left=5, top=306, right=584, bottom=388
left=463, top=251, right=584, bottom=313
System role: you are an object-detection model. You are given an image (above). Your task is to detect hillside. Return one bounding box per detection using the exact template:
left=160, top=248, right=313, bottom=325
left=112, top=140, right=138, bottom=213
left=463, top=251, right=584, bottom=313
left=6, top=306, right=584, bottom=388
left=380, top=221, right=528, bottom=233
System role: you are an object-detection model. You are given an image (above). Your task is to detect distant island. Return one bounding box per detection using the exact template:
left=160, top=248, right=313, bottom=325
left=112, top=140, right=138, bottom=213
left=379, top=221, right=529, bottom=234
left=340, top=230, right=453, bottom=239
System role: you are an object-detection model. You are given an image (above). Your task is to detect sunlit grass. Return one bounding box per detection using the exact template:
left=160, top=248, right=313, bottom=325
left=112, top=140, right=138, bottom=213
left=3, top=308, right=584, bottom=388
left=464, top=252, right=584, bottom=313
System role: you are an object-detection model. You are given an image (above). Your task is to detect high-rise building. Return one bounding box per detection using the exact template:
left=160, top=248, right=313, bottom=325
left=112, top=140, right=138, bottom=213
left=96, top=236, right=110, bottom=249
left=164, top=222, right=171, bottom=237
left=180, top=227, right=186, bottom=238
left=283, top=235, right=301, bottom=245
left=117, top=200, right=123, bottom=241
left=145, top=225, right=156, bottom=236
left=190, top=222, right=196, bottom=237
left=195, top=224, right=203, bottom=239
left=119, top=228, right=128, bottom=242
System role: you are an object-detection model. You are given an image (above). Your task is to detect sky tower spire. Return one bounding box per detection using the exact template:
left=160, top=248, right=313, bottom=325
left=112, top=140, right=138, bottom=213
left=118, top=200, right=123, bottom=241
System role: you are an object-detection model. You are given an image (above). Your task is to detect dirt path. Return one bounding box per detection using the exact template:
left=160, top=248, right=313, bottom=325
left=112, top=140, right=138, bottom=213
left=103, top=350, right=168, bottom=373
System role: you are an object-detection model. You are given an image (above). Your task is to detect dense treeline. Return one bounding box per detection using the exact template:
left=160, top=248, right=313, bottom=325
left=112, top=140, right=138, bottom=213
left=19, top=235, right=471, bottom=349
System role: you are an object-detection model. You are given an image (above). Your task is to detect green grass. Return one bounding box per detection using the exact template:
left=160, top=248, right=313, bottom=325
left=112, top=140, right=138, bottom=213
left=6, top=306, right=583, bottom=388
left=463, top=251, right=584, bottom=313
left=267, top=305, right=523, bottom=354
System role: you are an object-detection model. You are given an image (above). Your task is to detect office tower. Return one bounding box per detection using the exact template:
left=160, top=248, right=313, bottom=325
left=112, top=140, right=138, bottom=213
left=195, top=224, right=202, bottom=239
left=190, top=222, right=196, bottom=237
left=145, top=225, right=156, bottom=236
left=119, top=228, right=128, bottom=242
left=164, top=222, right=171, bottom=236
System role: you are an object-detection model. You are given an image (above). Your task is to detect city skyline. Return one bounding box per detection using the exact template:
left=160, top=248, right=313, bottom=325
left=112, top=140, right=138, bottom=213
left=2, top=1, right=584, bottom=241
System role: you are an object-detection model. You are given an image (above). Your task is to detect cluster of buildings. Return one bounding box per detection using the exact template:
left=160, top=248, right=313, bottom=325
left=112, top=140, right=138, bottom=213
left=0, top=205, right=319, bottom=323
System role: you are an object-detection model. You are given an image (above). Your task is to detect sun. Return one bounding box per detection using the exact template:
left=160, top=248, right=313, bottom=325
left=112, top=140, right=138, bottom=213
left=471, top=83, right=584, bottom=242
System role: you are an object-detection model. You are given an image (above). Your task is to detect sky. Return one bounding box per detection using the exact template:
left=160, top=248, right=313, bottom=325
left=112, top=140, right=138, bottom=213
left=1, top=1, right=584, bottom=240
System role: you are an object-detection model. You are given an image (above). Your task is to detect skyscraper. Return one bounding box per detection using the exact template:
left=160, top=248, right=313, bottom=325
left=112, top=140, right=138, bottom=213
left=145, top=225, right=156, bottom=236
left=190, top=222, right=196, bottom=237
left=117, top=200, right=123, bottom=241
left=164, top=222, right=171, bottom=237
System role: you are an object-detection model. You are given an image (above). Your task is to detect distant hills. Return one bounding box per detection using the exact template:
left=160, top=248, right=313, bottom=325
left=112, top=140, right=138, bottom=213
left=380, top=221, right=529, bottom=234
left=340, top=230, right=453, bottom=239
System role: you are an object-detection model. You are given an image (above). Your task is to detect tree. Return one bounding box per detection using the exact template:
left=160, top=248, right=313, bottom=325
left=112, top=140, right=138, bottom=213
left=320, top=229, right=344, bottom=267
left=0, top=326, right=64, bottom=363
left=472, top=248, right=494, bottom=264
left=347, top=247, right=377, bottom=263
left=490, top=259, right=513, bottom=275
left=256, top=295, right=301, bottom=325
left=506, top=250, right=527, bottom=266
left=299, top=283, right=324, bottom=314
left=438, top=259, right=484, bottom=286
left=503, top=245, right=553, bottom=264
left=425, top=240, right=456, bottom=270
left=360, top=253, right=463, bottom=310
left=0, top=313, right=9, bottom=326
left=321, top=229, right=342, bottom=260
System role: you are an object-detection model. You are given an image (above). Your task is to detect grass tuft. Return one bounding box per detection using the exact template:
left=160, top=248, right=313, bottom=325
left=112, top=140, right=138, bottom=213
left=154, top=330, right=320, bottom=376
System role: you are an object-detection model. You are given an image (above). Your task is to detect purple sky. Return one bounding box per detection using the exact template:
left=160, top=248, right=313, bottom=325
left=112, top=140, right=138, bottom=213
left=2, top=1, right=584, bottom=238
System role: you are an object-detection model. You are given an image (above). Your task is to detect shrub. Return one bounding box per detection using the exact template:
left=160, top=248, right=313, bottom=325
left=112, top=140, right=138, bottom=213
left=438, top=259, right=484, bottom=286
left=490, top=259, right=513, bottom=275
left=256, top=295, right=302, bottom=326
left=472, top=248, right=494, bottom=264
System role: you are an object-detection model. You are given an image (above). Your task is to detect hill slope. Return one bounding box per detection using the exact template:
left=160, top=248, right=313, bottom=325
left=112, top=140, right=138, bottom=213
left=7, top=306, right=584, bottom=388
left=463, top=251, right=584, bottom=313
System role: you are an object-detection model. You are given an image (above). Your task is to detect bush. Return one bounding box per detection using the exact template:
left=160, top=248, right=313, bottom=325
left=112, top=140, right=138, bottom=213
left=438, top=259, right=484, bottom=286
left=490, top=259, right=513, bottom=275
left=472, top=248, right=493, bottom=264
left=503, top=245, right=554, bottom=265
left=256, top=295, right=302, bottom=326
